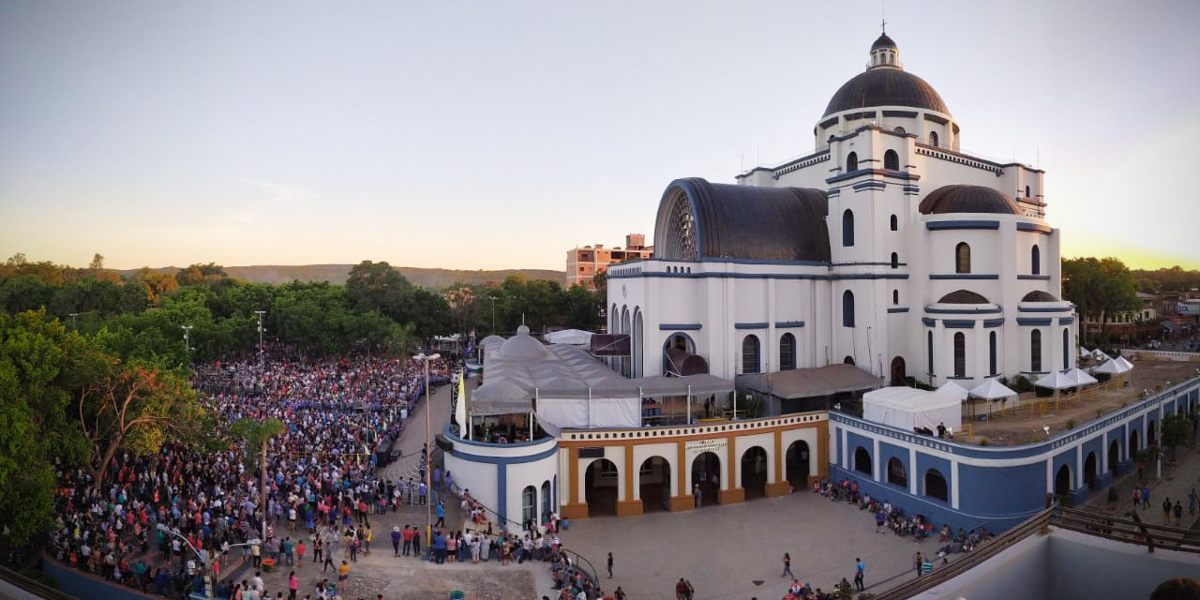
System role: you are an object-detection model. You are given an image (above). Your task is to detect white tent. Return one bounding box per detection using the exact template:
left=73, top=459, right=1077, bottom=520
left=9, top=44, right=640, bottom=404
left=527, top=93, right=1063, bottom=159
left=935, top=380, right=970, bottom=401
left=1035, top=370, right=1076, bottom=390
left=1115, top=356, right=1135, bottom=371
left=970, top=378, right=1018, bottom=400
left=863, top=387, right=961, bottom=432
left=1064, top=368, right=1098, bottom=387
left=1093, top=349, right=1112, bottom=362
left=544, top=329, right=594, bottom=346
left=1079, top=346, right=1092, bottom=358
left=1092, top=359, right=1130, bottom=375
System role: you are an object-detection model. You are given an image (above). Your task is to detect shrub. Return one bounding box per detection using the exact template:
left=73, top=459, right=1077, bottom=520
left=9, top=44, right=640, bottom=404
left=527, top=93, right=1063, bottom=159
left=979, top=438, right=989, bottom=446
left=1010, top=375, right=1034, bottom=393
left=1066, top=419, right=1076, bottom=430
left=1036, top=386, right=1055, bottom=398
left=1096, top=372, right=1111, bottom=383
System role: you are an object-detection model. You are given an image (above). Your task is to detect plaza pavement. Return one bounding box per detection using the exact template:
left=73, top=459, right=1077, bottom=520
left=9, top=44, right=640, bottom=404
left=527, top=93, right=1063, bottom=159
left=1086, top=434, right=1200, bottom=530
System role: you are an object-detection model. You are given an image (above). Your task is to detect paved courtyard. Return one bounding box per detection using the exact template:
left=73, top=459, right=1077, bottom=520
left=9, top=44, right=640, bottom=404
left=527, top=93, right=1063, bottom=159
left=557, top=490, right=953, bottom=600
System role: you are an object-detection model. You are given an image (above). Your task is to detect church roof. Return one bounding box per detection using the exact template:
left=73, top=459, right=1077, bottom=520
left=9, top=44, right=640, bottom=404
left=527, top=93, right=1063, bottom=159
left=1021, top=290, right=1059, bottom=302
left=824, top=68, right=948, bottom=117
left=654, top=178, right=830, bottom=262
left=919, top=185, right=1021, bottom=215
left=871, top=33, right=897, bottom=50
left=939, top=290, right=992, bottom=304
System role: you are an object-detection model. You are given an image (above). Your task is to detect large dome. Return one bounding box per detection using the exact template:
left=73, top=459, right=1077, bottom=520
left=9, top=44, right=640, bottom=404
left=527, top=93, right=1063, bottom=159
left=823, top=34, right=950, bottom=117
left=824, top=68, right=948, bottom=117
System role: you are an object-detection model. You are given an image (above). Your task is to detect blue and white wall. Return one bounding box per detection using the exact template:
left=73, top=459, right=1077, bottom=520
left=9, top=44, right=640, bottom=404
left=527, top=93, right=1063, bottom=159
left=442, top=427, right=559, bottom=530
left=827, top=376, right=1200, bottom=532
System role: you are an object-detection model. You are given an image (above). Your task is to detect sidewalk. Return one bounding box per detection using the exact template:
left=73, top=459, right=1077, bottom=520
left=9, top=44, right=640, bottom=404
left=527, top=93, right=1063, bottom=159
left=1086, top=440, right=1200, bottom=529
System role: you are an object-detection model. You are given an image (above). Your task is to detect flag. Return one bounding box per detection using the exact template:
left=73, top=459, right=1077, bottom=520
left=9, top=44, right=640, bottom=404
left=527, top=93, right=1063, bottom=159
left=455, top=370, right=467, bottom=434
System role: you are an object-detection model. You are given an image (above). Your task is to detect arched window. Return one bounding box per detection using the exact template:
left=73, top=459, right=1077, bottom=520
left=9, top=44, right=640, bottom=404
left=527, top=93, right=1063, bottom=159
left=884, top=149, right=899, bottom=170
left=846, top=151, right=858, bottom=172
left=890, top=252, right=899, bottom=269
left=1030, top=329, right=1043, bottom=372
left=927, top=331, right=935, bottom=375
left=854, top=447, right=872, bottom=474
left=894, top=126, right=906, bottom=134
left=929, top=131, right=939, bottom=147
left=842, top=290, right=855, bottom=328
left=955, top=242, right=971, bottom=274
left=742, top=335, right=760, bottom=374
left=1025, top=185, right=1031, bottom=198
left=522, top=485, right=537, bottom=524
left=887, top=457, right=907, bottom=487
left=1031, top=245, right=1041, bottom=275
left=779, top=333, right=796, bottom=371
left=842, top=210, right=855, bottom=247
left=844, top=355, right=856, bottom=365
left=989, top=331, right=998, bottom=376
left=1063, top=328, right=1070, bottom=369
left=827, top=135, right=835, bottom=145
left=890, top=214, right=898, bottom=231
left=953, top=332, right=966, bottom=378
left=893, top=289, right=899, bottom=305
left=925, top=469, right=948, bottom=501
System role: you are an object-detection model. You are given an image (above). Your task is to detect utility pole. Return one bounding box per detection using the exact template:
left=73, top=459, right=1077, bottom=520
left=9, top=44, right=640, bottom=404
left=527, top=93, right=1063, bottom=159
left=488, top=296, right=497, bottom=334
left=414, top=351, right=441, bottom=541
left=69, top=312, right=80, bottom=330
left=260, top=440, right=268, bottom=542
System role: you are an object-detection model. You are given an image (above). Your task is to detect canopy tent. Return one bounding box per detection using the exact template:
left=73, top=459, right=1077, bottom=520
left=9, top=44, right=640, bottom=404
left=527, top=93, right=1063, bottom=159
left=969, top=378, right=1018, bottom=400
left=470, top=380, right=532, bottom=415
left=738, top=364, right=882, bottom=400
left=1063, top=368, right=1099, bottom=387
left=1092, top=359, right=1127, bottom=375
left=863, top=387, right=961, bottom=432
left=1115, top=356, right=1135, bottom=371
left=1092, top=349, right=1112, bottom=362
left=1079, top=346, right=1092, bottom=358
left=1035, top=370, right=1076, bottom=390
left=934, top=380, right=970, bottom=401
left=544, top=329, right=594, bottom=346
left=636, top=374, right=734, bottom=398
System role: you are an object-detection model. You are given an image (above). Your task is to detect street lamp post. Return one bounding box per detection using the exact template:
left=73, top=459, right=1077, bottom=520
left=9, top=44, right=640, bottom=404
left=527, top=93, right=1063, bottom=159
left=413, top=351, right=442, bottom=542
left=254, top=310, right=266, bottom=367
left=68, top=312, right=80, bottom=330
left=181, top=325, right=194, bottom=352
left=488, top=296, right=497, bottom=334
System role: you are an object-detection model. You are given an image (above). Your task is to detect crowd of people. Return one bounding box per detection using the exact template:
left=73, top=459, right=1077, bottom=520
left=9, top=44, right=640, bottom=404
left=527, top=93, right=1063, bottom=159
left=45, top=346, right=450, bottom=599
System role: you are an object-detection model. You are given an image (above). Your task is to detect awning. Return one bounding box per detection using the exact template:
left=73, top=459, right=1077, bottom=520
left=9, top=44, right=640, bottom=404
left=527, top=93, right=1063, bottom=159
left=738, top=364, right=882, bottom=399
left=471, top=381, right=532, bottom=415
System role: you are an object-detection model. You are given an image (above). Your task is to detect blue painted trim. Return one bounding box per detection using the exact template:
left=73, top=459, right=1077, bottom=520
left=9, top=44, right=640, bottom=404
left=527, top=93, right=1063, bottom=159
left=1016, top=318, right=1053, bottom=326
left=1016, top=222, right=1052, bottom=234
left=1017, top=274, right=1051, bottom=281
left=659, top=323, right=702, bottom=331
left=692, top=257, right=830, bottom=267
left=887, top=307, right=909, bottom=313
left=444, top=426, right=552, bottom=449
left=1018, top=306, right=1069, bottom=312
left=853, top=181, right=887, bottom=192
left=926, top=220, right=1000, bottom=231
left=1059, top=317, right=1075, bottom=325
left=943, top=320, right=976, bottom=329
left=497, top=463, right=507, bottom=526
left=983, top=318, right=1005, bottom=328
left=447, top=443, right=559, bottom=465
left=735, top=322, right=768, bottom=330
left=775, top=320, right=806, bottom=328
left=930, top=274, right=1000, bottom=280
left=922, top=318, right=937, bottom=327
left=831, top=261, right=908, bottom=267
left=608, top=271, right=909, bottom=281
left=826, top=168, right=921, bottom=184
left=926, top=307, right=1002, bottom=315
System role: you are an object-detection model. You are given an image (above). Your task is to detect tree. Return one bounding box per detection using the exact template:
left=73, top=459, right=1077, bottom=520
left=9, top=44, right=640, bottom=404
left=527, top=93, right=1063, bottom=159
left=0, top=311, right=90, bottom=543
left=1062, top=257, right=1140, bottom=346
left=129, top=267, right=179, bottom=305
left=230, top=418, right=286, bottom=540
left=1162, top=414, right=1191, bottom=462
left=175, top=263, right=230, bottom=289
left=345, top=260, right=413, bottom=318
left=76, top=354, right=206, bottom=489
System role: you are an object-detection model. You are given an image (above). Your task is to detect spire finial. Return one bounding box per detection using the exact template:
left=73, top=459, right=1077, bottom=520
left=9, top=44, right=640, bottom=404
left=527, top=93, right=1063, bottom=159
left=881, top=17, right=887, bottom=34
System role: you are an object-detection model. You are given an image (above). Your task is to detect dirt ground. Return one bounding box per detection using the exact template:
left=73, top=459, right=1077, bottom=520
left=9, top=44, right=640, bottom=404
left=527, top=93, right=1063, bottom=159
left=959, top=358, right=1199, bottom=445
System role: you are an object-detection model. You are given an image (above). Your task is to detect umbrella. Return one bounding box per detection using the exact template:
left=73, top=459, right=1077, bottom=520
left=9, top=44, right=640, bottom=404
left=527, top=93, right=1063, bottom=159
left=935, top=380, right=969, bottom=401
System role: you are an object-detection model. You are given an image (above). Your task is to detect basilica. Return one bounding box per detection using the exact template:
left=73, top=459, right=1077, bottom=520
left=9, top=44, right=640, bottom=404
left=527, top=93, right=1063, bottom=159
left=607, top=32, right=1076, bottom=393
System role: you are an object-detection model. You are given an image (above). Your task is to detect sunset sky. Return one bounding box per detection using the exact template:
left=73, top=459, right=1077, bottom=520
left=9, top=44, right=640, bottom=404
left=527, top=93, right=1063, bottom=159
left=1, top=1, right=1197, bottom=272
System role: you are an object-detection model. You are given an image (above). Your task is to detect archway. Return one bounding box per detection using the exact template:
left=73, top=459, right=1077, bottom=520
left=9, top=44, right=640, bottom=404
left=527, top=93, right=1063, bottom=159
left=1108, top=440, right=1120, bottom=476
left=844, top=355, right=856, bottom=366
left=1084, top=452, right=1097, bottom=489
left=584, top=459, right=619, bottom=516
left=1148, top=420, right=1157, bottom=446
left=785, top=441, right=810, bottom=489
left=638, top=456, right=671, bottom=513
left=924, top=469, right=948, bottom=501
left=887, top=457, right=907, bottom=488
left=1055, top=465, right=1071, bottom=497
left=691, top=452, right=721, bottom=508
left=541, top=480, right=552, bottom=524
left=522, top=485, right=537, bottom=527
left=853, top=446, right=872, bottom=475
left=890, top=356, right=907, bottom=386
left=1130, top=429, right=1140, bottom=456
left=740, top=446, right=768, bottom=499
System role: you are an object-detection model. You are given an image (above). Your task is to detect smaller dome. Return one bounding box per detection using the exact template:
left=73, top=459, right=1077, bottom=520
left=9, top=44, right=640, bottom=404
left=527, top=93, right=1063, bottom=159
left=920, top=185, right=1020, bottom=215
left=494, top=326, right=547, bottom=360
left=1021, top=290, right=1059, bottom=302
left=871, top=33, right=897, bottom=50
left=939, top=290, right=991, bottom=304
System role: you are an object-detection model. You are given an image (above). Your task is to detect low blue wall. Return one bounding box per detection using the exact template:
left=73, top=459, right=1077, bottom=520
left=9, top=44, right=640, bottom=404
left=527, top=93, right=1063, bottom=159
left=42, top=558, right=154, bottom=600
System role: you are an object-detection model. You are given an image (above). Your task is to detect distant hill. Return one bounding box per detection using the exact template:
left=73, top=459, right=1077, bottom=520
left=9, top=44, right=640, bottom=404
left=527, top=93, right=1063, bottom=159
left=116, top=264, right=564, bottom=289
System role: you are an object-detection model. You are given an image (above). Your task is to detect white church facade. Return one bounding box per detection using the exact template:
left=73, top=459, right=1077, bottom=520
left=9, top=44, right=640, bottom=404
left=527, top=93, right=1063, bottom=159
left=607, top=32, right=1077, bottom=391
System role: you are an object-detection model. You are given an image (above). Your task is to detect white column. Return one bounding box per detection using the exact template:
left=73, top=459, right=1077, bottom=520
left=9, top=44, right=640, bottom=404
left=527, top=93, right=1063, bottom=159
left=908, top=447, right=918, bottom=495
left=1101, top=431, right=1108, bottom=474
left=1045, top=459, right=1053, bottom=495
left=872, top=438, right=881, bottom=482
left=841, top=428, right=849, bottom=470
left=950, top=459, right=960, bottom=509
left=1124, top=422, right=1130, bottom=461
left=1142, top=414, right=1148, bottom=449
left=1076, top=444, right=1083, bottom=489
